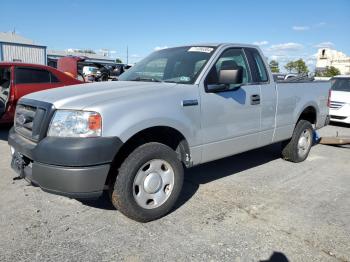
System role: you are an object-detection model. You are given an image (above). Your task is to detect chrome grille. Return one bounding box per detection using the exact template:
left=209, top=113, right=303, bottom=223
left=329, top=101, right=345, bottom=110
left=15, top=104, right=37, bottom=139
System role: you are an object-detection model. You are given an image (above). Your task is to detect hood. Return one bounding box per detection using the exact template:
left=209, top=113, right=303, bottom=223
left=23, top=81, right=177, bottom=109
left=331, top=90, right=350, bottom=103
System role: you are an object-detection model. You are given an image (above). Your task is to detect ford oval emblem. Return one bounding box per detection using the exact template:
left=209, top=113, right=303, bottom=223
left=17, top=114, right=26, bottom=126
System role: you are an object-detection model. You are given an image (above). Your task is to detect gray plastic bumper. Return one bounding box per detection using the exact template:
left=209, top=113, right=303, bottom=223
left=31, top=162, right=110, bottom=199
left=8, top=128, right=123, bottom=199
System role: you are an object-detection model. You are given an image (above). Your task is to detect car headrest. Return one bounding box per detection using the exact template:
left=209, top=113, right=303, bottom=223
left=221, top=60, right=239, bottom=70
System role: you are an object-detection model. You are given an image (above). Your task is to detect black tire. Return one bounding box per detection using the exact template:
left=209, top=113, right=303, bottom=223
left=281, top=120, right=314, bottom=163
left=110, top=142, right=184, bottom=222
left=101, top=74, right=109, bottom=81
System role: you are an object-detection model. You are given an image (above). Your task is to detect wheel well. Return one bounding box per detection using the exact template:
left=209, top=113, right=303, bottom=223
left=297, top=106, right=317, bottom=125
left=106, top=126, right=190, bottom=185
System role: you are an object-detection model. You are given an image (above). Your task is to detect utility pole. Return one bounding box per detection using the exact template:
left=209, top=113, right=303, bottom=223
left=127, top=46, right=129, bottom=65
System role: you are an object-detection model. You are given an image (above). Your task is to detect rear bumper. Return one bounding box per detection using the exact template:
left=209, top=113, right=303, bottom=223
left=8, top=128, right=123, bottom=199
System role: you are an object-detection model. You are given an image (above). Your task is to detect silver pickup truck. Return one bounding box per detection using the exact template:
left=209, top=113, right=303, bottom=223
left=8, top=44, right=330, bottom=222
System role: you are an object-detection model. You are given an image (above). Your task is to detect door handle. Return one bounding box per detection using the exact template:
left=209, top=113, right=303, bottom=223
left=182, top=99, right=199, bottom=107
left=250, top=94, right=260, bottom=105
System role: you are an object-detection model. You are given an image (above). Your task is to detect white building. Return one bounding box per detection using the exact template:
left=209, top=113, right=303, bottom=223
left=0, top=32, right=46, bottom=65
left=316, top=48, right=350, bottom=75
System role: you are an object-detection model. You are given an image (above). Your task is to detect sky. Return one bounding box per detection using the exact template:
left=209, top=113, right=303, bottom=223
left=0, top=0, right=349, bottom=71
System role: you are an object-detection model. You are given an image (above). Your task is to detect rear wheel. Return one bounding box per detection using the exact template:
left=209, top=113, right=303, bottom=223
left=110, top=142, right=184, bottom=222
left=282, top=120, right=313, bottom=163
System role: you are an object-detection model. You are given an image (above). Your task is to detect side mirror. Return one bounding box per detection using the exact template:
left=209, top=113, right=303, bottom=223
left=205, top=66, right=244, bottom=93
left=206, top=83, right=229, bottom=93
left=218, top=67, right=243, bottom=85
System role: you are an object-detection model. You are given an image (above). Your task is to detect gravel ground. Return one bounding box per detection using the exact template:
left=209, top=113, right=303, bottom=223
left=0, top=123, right=349, bottom=262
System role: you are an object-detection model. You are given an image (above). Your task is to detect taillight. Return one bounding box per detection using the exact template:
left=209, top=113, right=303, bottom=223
left=327, top=89, right=331, bottom=107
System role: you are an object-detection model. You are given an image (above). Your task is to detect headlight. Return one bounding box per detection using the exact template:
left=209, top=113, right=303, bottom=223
left=48, top=110, right=102, bottom=137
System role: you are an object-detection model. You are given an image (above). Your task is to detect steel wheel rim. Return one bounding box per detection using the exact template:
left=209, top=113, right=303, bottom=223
left=298, top=129, right=312, bottom=157
left=133, top=159, right=175, bottom=209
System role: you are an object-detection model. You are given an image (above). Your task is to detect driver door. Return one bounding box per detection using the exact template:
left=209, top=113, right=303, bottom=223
left=199, top=48, right=261, bottom=163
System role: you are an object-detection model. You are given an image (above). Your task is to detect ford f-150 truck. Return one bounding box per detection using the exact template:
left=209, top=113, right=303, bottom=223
left=8, top=44, right=330, bottom=222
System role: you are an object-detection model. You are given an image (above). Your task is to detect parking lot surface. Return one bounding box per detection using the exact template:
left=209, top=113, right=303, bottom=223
left=0, top=124, right=349, bottom=262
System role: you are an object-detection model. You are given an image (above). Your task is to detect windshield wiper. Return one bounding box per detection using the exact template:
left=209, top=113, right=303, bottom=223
left=130, top=77, right=162, bottom=82
left=163, top=80, right=177, bottom=83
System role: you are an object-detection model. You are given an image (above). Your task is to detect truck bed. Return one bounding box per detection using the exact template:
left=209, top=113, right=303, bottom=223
left=273, top=81, right=330, bottom=142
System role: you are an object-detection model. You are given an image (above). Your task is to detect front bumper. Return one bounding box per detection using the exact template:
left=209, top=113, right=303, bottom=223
left=8, top=128, right=123, bottom=199
left=19, top=161, right=110, bottom=199
left=329, top=114, right=350, bottom=124
left=329, top=105, right=350, bottom=124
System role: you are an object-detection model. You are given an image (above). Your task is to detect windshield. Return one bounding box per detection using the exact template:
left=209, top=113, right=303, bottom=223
left=331, top=78, right=350, bottom=92
left=119, top=46, right=216, bottom=84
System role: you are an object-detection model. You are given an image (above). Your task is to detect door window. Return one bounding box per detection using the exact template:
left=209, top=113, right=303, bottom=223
left=207, top=48, right=251, bottom=88
left=15, top=67, right=51, bottom=84
left=50, top=72, right=60, bottom=83
left=245, top=48, right=269, bottom=83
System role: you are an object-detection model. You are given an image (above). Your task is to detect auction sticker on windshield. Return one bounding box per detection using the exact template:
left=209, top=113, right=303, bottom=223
left=188, top=47, right=214, bottom=53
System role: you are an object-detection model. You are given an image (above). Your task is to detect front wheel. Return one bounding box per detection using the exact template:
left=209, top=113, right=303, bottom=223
left=110, top=142, right=184, bottom=222
left=281, top=120, right=314, bottom=163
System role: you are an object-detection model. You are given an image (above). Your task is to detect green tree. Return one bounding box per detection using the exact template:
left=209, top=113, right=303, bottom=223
left=284, top=61, right=295, bottom=73
left=294, top=59, right=309, bottom=74
left=269, top=60, right=280, bottom=73
left=284, top=59, right=309, bottom=74
left=316, top=66, right=341, bottom=77
left=115, top=58, right=123, bottom=63
left=76, top=49, right=96, bottom=54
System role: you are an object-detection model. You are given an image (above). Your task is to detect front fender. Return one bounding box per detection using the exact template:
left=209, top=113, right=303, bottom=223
left=100, top=97, right=201, bottom=147
left=116, top=117, right=196, bottom=146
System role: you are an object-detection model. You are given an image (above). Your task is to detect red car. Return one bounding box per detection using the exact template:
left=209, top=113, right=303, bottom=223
left=0, top=62, right=82, bottom=124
